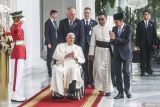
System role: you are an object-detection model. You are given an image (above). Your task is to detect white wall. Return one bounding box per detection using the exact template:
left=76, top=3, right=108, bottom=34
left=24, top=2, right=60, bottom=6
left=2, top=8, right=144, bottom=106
left=82, top=0, right=96, bottom=19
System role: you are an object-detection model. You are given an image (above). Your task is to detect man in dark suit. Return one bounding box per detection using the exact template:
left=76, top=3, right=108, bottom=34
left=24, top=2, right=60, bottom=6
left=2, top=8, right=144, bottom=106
left=59, top=7, right=84, bottom=47
left=44, top=10, right=60, bottom=77
left=81, top=7, right=97, bottom=88
left=109, top=13, right=132, bottom=99
left=136, top=10, right=158, bottom=76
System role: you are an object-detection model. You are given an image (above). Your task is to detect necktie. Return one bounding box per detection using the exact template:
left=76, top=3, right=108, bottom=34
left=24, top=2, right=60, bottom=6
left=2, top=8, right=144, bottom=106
left=53, top=21, right=57, bottom=39
left=118, top=27, right=122, bottom=37
left=86, top=21, right=89, bottom=27
left=70, top=21, right=73, bottom=29
left=53, top=21, right=57, bottom=29
left=145, top=21, right=148, bottom=28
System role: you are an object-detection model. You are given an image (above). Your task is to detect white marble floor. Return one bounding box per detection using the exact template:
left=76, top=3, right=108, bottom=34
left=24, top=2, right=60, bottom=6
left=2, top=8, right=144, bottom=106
left=98, top=75, right=160, bottom=107
left=0, top=63, right=160, bottom=107
left=98, top=62, right=160, bottom=107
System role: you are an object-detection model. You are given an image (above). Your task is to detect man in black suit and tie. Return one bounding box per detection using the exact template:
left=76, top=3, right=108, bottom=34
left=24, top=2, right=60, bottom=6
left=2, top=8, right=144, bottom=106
left=44, top=10, right=60, bottom=77
left=81, top=7, right=97, bottom=88
left=136, top=10, right=158, bottom=76
left=59, top=7, right=84, bottom=47
left=109, top=13, right=132, bottom=99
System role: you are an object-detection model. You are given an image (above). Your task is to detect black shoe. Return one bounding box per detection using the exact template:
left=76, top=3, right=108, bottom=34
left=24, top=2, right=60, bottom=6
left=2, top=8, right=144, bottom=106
left=114, top=93, right=124, bottom=99
left=148, top=70, right=153, bottom=75
left=140, top=73, right=145, bottom=76
left=146, top=68, right=153, bottom=74
left=66, top=93, right=77, bottom=100
left=84, top=82, right=89, bottom=88
left=51, top=92, right=64, bottom=99
left=125, top=91, right=132, bottom=98
left=48, top=74, right=52, bottom=77
left=11, top=99, right=27, bottom=102
left=52, top=95, right=63, bottom=99
left=105, top=93, right=111, bottom=96
left=90, top=83, right=95, bottom=89
left=68, top=80, right=77, bottom=93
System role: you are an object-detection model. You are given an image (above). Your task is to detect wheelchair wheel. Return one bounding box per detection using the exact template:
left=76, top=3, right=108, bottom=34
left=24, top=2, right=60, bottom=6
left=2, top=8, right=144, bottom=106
left=80, top=67, right=85, bottom=97
left=75, top=89, right=81, bottom=100
left=79, top=87, right=83, bottom=99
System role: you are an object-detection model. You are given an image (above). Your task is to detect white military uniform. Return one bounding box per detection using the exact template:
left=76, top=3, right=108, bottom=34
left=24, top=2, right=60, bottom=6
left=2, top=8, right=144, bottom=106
left=51, top=43, right=85, bottom=96
left=89, top=24, right=113, bottom=93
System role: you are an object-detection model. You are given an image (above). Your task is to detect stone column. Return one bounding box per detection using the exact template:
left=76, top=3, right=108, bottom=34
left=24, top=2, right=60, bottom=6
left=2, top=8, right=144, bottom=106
left=0, top=52, right=9, bottom=99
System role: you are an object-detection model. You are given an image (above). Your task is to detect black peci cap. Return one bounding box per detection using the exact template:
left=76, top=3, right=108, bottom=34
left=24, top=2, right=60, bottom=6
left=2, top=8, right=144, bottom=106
left=113, top=13, right=124, bottom=20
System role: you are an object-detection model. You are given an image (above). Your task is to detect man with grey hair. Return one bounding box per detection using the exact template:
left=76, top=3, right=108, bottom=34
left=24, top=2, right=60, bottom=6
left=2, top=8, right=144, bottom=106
left=59, top=7, right=84, bottom=47
left=50, top=32, right=85, bottom=99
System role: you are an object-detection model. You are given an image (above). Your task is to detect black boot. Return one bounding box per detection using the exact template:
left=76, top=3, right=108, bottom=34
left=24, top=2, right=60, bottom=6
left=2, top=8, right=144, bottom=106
left=67, top=80, right=77, bottom=99
left=68, top=80, right=77, bottom=93
left=114, top=92, right=124, bottom=99
left=125, top=91, right=132, bottom=98
left=51, top=92, right=64, bottom=99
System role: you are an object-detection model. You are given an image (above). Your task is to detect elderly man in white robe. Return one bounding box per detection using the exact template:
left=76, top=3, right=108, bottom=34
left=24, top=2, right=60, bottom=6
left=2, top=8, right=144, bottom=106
left=51, top=32, right=85, bottom=99
left=88, top=12, right=113, bottom=96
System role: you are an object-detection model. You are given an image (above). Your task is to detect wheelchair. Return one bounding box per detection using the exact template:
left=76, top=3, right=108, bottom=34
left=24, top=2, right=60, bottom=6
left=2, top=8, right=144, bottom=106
left=52, top=62, right=85, bottom=100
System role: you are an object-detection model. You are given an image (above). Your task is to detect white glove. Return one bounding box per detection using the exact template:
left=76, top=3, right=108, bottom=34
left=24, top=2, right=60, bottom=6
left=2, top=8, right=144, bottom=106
left=20, top=17, right=26, bottom=23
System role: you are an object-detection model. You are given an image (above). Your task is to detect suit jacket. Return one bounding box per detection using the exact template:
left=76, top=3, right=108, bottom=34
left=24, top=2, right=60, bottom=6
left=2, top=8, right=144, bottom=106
left=136, top=20, right=157, bottom=48
left=81, top=19, right=98, bottom=45
left=44, top=18, right=60, bottom=46
left=111, top=24, right=133, bottom=61
left=59, top=18, right=84, bottom=47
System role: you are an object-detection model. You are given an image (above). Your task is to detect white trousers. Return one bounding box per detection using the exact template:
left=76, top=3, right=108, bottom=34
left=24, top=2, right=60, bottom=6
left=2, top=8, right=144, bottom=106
left=12, top=59, right=24, bottom=92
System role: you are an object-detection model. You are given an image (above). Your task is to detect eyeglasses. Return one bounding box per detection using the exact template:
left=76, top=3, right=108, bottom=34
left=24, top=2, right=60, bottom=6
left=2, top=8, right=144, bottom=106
left=98, top=18, right=105, bottom=21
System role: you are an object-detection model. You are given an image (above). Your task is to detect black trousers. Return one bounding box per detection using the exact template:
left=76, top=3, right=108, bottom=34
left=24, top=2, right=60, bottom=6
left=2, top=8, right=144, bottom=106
left=47, top=46, right=55, bottom=76
left=83, top=43, right=93, bottom=87
left=140, top=44, right=152, bottom=74
left=114, top=52, right=130, bottom=93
